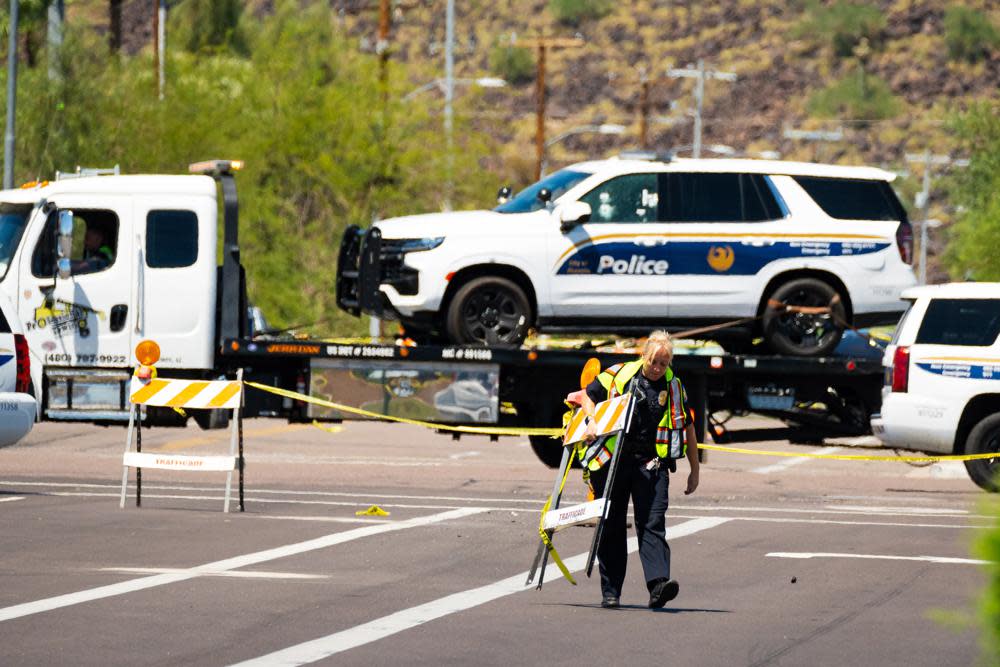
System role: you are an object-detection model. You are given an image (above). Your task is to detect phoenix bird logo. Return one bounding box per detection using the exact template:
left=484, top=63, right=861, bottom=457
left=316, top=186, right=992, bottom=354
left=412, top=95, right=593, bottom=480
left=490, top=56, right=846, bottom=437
left=707, top=245, right=735, bottom=272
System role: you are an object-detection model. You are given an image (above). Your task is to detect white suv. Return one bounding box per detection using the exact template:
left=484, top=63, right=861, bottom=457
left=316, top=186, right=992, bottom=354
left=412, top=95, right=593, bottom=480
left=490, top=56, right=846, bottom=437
left=0, top=292, right=36, bottom=446
left=338, top=155, right=917, bottom=356
left=871, top=282, right=1000, bottom=492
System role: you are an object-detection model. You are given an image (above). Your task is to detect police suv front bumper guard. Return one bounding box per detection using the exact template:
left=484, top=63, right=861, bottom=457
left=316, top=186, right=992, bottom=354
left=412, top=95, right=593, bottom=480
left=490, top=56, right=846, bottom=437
left=336, top=225, right=394, bottom=320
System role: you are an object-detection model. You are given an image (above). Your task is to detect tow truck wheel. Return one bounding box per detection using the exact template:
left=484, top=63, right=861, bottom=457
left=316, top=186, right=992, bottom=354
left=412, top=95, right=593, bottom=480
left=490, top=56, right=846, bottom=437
left=445, top=276, right=530, bottom=347
left=529, top=434, right=569, bottom=468
left=964, top=413, right=1000, bottom=493
left=762, top=278, right=845, bottom=357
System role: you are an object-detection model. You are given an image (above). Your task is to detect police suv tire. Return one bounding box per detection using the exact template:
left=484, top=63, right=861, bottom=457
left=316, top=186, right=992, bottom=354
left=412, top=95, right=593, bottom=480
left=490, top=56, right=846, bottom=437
left=762, top=278, right=845, bottom=357
left=445, top=276, right=530, bottom=347
left=963, top=413, right=1000, bottom=493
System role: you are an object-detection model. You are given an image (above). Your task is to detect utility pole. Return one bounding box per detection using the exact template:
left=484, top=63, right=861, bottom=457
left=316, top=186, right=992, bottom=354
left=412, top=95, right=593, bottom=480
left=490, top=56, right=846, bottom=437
left=667, top=60, right=736, bottom=158
left=110, top=0, right=122, bottom=52
left=153, top=0, right=165, bottom=98
left=47, top=0, right=64, bottom=81
left=443, top=0, right=454, bottom=210
left=377, top=0, right=391, bottom=101
left=4, top=0, right=19, bottom=189
left=518, top=35, right=584, bottom=182
left=904, top=151, right=970, bottom=284
left=639, top=69, right=650, bottom=149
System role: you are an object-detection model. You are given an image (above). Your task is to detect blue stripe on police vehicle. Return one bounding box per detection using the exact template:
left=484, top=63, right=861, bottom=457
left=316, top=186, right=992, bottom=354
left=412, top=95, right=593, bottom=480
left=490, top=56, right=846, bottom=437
left=916, top=361, right=1000, bottom=380
left=555, top=238, right=890, bottom=276
left=0, top=351, right=13, bottom=369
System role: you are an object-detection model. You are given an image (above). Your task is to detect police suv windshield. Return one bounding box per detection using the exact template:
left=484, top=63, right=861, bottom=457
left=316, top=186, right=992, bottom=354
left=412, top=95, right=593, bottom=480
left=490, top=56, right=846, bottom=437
left=493, top=169, right=593, bottom=214
left=0, top=203, right=32, bottom=282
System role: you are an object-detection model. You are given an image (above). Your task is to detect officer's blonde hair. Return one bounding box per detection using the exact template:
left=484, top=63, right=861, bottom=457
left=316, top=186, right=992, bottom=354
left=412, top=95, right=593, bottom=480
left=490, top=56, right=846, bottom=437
left=642, top=330, right=673, bottom=364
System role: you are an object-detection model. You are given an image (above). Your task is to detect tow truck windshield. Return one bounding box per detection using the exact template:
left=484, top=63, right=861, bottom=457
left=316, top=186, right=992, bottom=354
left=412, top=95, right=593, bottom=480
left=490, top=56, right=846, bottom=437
left=493, top=169, right=593, bottom=214
left=0, top=203, right=32, bottom=281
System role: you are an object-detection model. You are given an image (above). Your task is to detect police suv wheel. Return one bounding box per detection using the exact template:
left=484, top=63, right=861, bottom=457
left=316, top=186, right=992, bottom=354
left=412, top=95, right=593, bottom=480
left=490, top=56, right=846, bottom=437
left=964, top=413, right=1000, bottom=493
left=445, top=276, right=530, bottom=347
left=763, top=278, right=845, bottom=357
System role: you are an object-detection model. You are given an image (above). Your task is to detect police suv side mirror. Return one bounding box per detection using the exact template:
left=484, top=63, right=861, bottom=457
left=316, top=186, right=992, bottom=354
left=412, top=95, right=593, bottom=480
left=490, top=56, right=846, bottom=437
left=496, top=185, right=512, bottom=205
left=56, top=210, right=74, bottom=280
left=556, top=201, right=591, bottom=233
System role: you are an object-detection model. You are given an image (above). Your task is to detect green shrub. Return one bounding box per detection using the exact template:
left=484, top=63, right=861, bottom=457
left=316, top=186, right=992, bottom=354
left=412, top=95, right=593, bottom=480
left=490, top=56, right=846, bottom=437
left=489, top=42, right=535, bottom=86
left=974, top=499, right=1000, bottom=666
left=794, top=1, right=886, bottom=58
left=548, top=0, right=613, bottom=27
left=944, top=5, right=1000, bottom=63
left=808, top=68, right=900, bottom=121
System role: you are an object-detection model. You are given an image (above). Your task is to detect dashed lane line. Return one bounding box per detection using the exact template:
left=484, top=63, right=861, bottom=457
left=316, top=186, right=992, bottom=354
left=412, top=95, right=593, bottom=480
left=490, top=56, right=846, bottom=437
left=0, top=496, right=24, bottom=503
left=751, top=446, right=844, bottom=474
left=767, top=552, right=992, bottom=565
left=100, top=567, right=329, bottom=580
left=0, top=507, right=486, bottom=624
left=228, top=516, right=731, bottom=667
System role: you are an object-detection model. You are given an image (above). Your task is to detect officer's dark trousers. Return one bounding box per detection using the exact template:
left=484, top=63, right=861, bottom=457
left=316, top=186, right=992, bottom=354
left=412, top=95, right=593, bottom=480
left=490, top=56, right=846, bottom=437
left=589, top=452, right=671, bottom=599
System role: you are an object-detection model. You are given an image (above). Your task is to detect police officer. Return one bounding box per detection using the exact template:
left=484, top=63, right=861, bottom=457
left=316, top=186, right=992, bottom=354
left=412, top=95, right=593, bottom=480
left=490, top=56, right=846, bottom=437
left=580, top=330, right=699, bottom=609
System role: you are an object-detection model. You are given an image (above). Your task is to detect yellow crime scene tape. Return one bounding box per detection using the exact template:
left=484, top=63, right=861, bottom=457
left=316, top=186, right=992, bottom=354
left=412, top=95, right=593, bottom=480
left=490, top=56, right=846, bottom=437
left=244, top=382, right=995, bottom=462
left=245, top=382, right=562, bottom=437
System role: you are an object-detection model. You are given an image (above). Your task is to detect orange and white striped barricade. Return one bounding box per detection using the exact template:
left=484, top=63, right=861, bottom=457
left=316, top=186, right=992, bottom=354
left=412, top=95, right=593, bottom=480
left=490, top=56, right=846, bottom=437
left=119, top=369, right=245, bottom=512
left=526, top=392, right=635, bottom=589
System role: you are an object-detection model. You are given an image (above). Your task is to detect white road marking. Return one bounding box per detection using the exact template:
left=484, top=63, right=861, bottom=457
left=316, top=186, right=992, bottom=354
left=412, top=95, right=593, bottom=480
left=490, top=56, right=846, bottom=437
left=0, top=481, right=988, bottom=521
left=228, top=517, right=730, bottom=667
left=249, top=515, right=392, bottom=524
left=672, top=514, right=983, bottom=530
left=0, top=507, right=485, bottom=623
left=0, top=496, right=24, bottom=503
left=448, top=451, right=481, bottom=460
left=827, top=505, right=968, bottom=516
left=766, top=552, right=992, bottom=565
left=101, top=568, right=329, bottom=580
left=751, top=446, right=844, bottom=474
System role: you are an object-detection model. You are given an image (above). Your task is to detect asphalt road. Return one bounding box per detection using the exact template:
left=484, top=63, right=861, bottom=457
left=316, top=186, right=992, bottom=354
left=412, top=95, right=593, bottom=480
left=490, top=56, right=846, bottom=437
left=0, top=416, right=994, bottom=667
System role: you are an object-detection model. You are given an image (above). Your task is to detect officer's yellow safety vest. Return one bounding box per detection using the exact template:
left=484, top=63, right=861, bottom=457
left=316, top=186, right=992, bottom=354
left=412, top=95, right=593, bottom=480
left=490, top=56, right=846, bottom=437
left=580, top=358, right=687, bottom=470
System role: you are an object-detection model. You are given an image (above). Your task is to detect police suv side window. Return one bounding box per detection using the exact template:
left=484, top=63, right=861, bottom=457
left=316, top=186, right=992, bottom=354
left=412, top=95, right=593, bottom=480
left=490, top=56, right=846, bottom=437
left=915, top=299, right=1000, bottom=346
left=146, top=210, right=198, bottom=268
left=793, top=177, right=907, bottom=222
left=660, top=173, right=780, bottom=222
left=578, top=174, right=659, bottom=223
left=31, top=209, right=119, bottom=278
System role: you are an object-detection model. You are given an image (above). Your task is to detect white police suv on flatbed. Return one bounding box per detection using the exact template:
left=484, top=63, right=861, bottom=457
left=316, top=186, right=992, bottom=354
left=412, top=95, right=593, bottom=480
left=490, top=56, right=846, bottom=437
left=337, top=155, right=917, bottom=355
left=871, top=282, right=1000, bottom=491
left=0, top=292, right=35, bottom=446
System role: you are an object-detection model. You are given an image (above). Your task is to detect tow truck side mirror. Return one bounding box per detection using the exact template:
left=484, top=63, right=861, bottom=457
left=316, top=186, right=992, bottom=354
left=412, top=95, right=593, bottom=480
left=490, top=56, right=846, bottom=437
left=56, top=210, right=73, bottom=280
left=556, top=201, right=591, bottom=233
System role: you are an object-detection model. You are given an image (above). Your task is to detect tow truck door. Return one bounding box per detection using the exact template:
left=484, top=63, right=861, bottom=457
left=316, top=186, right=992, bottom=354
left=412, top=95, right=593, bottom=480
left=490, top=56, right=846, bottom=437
left=17, top=196, right=134, bottom=369
left=131, top=192, right=218, bottom=370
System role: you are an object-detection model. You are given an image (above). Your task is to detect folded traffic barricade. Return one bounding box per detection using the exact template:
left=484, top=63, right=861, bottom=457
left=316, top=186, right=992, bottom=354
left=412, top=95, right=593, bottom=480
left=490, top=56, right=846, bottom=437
left=526, top=391, right=635, bottom=589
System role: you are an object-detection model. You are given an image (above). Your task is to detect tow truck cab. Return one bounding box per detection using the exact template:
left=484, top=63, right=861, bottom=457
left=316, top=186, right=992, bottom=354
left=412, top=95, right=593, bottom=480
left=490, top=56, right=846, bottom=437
left=0, top=161, right=248, bottom=423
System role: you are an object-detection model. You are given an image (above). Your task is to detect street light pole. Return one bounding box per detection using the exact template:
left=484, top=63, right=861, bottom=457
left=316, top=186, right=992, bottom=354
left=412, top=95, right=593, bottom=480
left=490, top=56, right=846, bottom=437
left=4, top=0, right=19, bottom=190
left=904, top=151, right=970, bottom=284
left=541, top=123, right=626, bottom=176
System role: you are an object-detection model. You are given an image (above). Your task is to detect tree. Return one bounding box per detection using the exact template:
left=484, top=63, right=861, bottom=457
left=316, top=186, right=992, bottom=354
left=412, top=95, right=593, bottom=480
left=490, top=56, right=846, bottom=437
left=945, top=103, right=1000, bottom=281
